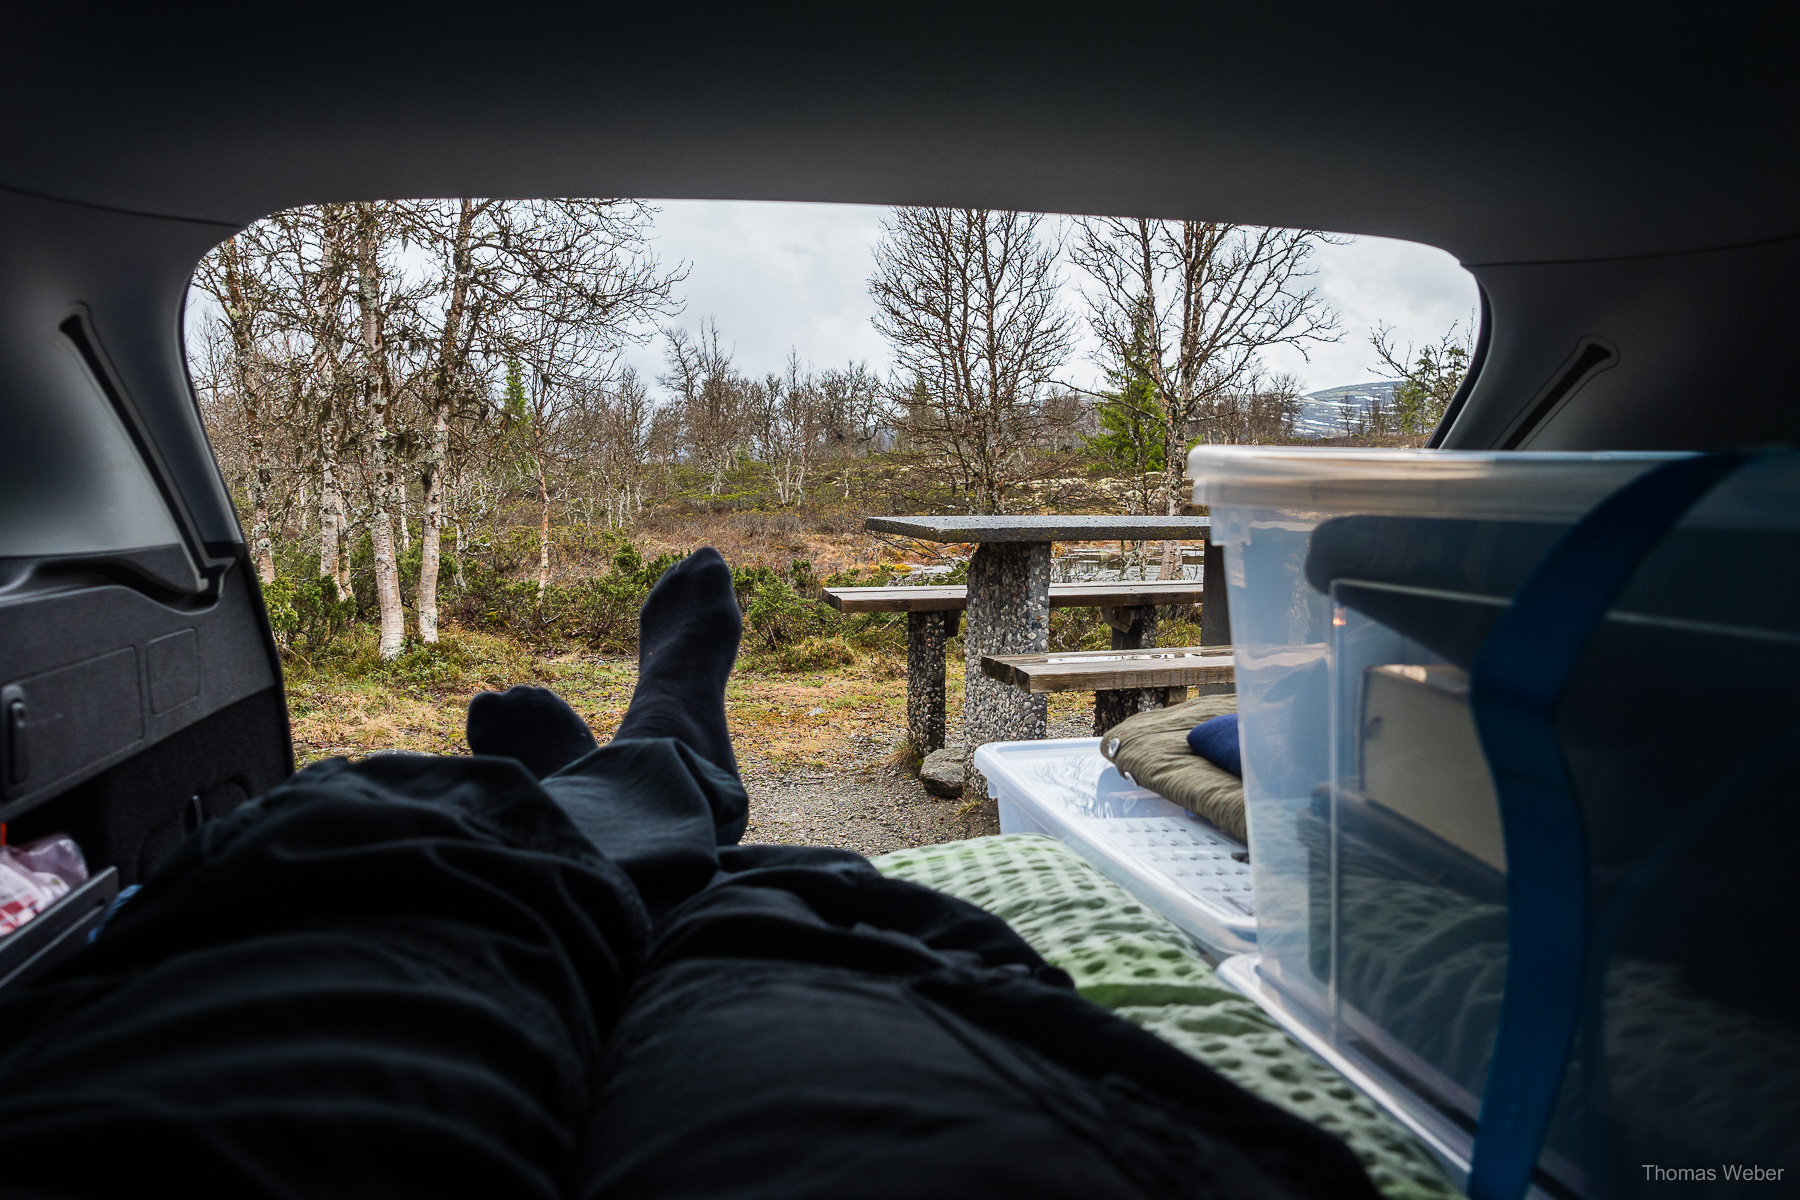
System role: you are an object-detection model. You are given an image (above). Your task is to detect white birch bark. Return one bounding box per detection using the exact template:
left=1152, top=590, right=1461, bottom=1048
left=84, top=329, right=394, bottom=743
left=418, top=402, right=449, bottom=641
left=418, top=198, right=474, bottom=642
left=217, top=235, right=277, bottom=584
left=356, top=203, right=407, bottom=660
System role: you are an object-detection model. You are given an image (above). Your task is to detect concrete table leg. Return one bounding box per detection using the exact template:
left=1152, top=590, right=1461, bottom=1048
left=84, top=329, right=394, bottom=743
left=962, top=541, right=1050, bottom=800
left=905, top=609, right=957, bottom=755
left=1093, top=603, right=1161, bottom=736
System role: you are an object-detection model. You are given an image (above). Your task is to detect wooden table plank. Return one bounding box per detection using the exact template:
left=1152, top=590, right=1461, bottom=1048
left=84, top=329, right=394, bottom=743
left=1047, top=582, right=1205, bottom=608
left=865, top=515, right=1212, bottom=543
left=981, top=647, right=1236, bottom=694
left=823, top=580, right=1206, bottom=613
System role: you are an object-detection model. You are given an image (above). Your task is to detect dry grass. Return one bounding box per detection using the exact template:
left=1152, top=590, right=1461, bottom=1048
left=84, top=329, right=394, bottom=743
left=287, top=619, right=1100, bottom=772
left=632, top=510, right=877, bottom=580
left=286, top=624, right=924, bottom=773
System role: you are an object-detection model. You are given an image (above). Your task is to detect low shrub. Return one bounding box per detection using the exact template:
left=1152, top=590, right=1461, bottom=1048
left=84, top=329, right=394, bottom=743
left=284, top=624, right=543, bottom=697
left=742, top=575, right=838, bottom=651
left=752, top=635, right=857, bottom=673
left=454, top=535, right=678, bottom=651
left=264, top=573, right=358, bottom=657
left=273, top=527, right=912, bottom=668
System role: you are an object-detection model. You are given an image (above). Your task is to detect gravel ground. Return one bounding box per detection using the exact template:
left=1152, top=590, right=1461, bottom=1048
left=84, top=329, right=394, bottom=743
left=739, top=710, right=1095, bottom=856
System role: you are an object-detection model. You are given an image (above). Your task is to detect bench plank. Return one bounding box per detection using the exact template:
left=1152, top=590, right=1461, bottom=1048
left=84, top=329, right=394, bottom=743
left=824, top=585, right=968, bottom=613
left=982, top=646, right=1235, bottom=694
left=824, top=580, right=1205, bottom=614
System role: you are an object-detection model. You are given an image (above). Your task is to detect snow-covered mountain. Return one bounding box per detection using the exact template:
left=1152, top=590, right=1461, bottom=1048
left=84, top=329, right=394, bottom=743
left=1293, top=380, right=1403, bottom=438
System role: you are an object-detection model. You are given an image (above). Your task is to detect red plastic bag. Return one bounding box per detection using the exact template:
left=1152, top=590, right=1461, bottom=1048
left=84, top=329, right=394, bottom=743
left=0, top=835, right=89, bottom=935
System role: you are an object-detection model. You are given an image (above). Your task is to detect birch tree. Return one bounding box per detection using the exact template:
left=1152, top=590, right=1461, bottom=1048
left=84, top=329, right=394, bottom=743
left=192, top=234, right=280, bottom=583
left=591, top=368, right=656, bottom=527
left=350, top=202, right=409, bottom=658
left=251, top=203, right=362, bottom=602
left=869, top=208, right=1071, bottom=513
left=661, top=320, right=751, bottom=496
left=748, top=353, right=830, bottom=507
left=414, top=198, right=486, bottom=642
left=1071, top=220, right=1340, bottom=518
left=411, top=198, right=681, bottom=632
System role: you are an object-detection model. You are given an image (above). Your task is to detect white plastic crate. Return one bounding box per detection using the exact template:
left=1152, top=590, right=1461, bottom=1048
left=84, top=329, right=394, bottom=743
left=974, top=737, right=1254, bottom=957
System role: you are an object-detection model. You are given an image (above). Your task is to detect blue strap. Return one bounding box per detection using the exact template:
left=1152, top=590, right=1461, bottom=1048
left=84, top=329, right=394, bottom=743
left=1465, top=452, right=1752, bottom=1200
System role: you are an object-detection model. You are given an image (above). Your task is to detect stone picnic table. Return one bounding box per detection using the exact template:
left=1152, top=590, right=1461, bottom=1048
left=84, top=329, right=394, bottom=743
left=862, top=515, right=1218, bottom=800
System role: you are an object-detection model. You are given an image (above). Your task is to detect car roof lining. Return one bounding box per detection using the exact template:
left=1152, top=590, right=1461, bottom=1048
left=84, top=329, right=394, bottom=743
left=2, top=4, right=1795, bottom=451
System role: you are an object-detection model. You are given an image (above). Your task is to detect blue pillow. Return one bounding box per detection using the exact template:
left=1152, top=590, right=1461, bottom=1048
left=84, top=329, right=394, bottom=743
left=1186, top=714, right=1241, bottom=777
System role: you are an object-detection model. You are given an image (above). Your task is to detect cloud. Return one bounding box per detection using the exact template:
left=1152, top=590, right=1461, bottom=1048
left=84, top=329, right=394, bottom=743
left=621, top=199, right=893, bottom=386
left=1256, top=232, right=1480, bottom=391
left=624, top=200, right=1479, bottom=396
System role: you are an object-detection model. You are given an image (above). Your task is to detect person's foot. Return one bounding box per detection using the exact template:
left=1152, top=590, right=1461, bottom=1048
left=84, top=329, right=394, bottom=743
left=466, top=685, right=599, bottom=780
left=614, top=547, right=741, bottom=776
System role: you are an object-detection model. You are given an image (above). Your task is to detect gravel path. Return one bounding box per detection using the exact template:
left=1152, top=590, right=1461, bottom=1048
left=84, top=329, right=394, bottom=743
left=739, top=711, right=1094, bottom=856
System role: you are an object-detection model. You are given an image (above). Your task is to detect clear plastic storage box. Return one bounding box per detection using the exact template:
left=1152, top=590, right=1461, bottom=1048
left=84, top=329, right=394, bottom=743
left=976, top=737, right=1255, bottom=957
left=1189, top=445, right=1800, bottom=1199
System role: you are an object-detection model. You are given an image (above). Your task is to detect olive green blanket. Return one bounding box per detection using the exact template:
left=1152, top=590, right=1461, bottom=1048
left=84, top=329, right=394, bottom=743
left=1100, top=696, right=1246, bottom=840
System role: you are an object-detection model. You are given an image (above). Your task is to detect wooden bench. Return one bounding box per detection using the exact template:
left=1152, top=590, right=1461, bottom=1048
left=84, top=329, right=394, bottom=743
left=981, top=646, right=1236, bottom=710
left=823, top=580, right=1207, bottom=754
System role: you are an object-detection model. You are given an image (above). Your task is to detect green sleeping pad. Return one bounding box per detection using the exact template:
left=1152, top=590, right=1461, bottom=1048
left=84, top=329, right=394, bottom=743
left=872, top=833, right=1458, bottom=1200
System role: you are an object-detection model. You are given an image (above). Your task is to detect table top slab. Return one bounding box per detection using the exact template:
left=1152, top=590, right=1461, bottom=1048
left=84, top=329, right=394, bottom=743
left=864, top=515, right=1212, bottom=543
left=981, top=646, right=1236, bottom=693
left=823, top=580, right=1206, bottom=613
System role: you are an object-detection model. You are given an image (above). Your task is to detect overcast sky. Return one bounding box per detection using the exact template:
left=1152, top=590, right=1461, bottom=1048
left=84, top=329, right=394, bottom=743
left=620, top=199, right=1480, bottom=397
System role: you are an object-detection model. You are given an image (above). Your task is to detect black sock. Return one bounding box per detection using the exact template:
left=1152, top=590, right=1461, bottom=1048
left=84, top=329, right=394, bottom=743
left=614, top=547, right=741, bottom=777
left=466, top=685, right=599, bottom=780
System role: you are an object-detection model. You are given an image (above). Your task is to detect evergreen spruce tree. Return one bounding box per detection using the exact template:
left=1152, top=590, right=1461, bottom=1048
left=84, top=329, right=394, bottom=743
left=1086, top=313, right=1167, bottom=510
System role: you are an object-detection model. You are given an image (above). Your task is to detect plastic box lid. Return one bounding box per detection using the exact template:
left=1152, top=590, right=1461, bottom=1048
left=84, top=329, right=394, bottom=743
left=973, top=737, right=1254, bottom=957
left=1188, top=445, right=1688, bottom=519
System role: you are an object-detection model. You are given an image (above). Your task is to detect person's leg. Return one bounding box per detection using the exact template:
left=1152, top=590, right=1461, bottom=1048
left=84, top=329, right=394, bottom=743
left=538, top=738, right=742, bottom=921
left=465, top=547, right=741, bottom=787
left=465, top=548, right=750, bottom=919
left=579, top=862, right=1383, bottom=1200
left=612, top=546, right=742, bottom=777
left=467, top=684, right=598, bottom=779
left=0, top=754, right=649, bottom=1199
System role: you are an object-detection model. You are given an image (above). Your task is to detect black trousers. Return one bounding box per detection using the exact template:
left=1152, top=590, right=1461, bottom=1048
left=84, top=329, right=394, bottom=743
left=0, top=742, right=1377, bottom=1199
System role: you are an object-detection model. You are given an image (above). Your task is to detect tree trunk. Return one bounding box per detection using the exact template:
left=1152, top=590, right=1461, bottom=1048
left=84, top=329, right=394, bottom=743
left=397, top=481, right=411, bottom=555
left=218, top=234, right=276, bottom=584
left=248, top=450, right=275, bottom=585
left=357, top=203, right=406, bottom=660
left=417, top=198, right=475, bottom=642
left=1160, top=428, right=1185, bottom=578
left=530, top=412, right=553, bottom=596
left=319, top=442, right=347, bottom=598
left=536, top=461, right=553, bottom=596
left=369, top=444, right=405, bottom=659
left=418, top=402, right=448, bottom=642
left=319, top=499, right=337, bottom=590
